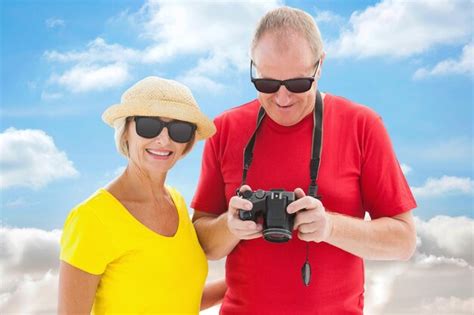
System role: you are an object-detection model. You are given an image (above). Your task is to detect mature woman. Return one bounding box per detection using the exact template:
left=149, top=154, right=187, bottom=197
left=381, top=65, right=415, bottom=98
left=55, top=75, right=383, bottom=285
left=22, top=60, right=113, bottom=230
left=58, top=76, right=224, bottom=314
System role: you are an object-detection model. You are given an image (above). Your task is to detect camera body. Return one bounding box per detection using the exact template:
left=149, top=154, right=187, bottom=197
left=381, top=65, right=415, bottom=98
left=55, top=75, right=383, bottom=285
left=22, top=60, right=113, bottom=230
left=238, top=189, right=296, bottom=243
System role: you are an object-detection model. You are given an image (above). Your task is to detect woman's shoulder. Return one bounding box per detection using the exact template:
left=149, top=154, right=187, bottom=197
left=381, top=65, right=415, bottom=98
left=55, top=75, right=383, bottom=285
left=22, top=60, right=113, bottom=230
left=166, top=185, right=185, bottom=204
left=166, top=185, right=191, bottom=215
left=66, top=189, right=117, bottom=224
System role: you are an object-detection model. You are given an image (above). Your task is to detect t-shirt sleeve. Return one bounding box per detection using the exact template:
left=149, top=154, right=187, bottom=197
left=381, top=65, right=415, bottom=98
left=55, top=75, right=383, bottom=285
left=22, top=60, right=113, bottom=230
left=360, top=114, right=417, bottom=219
left=60, top=206, right=118, bottom=275
left=191, top=120, right=227, bottom=215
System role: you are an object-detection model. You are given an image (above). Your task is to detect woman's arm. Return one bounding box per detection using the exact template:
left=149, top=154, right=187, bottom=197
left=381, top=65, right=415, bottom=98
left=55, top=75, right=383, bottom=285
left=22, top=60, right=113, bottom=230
left=58, top=261, right=101, bottom=315
left=200, top=279, right=227, bottom=311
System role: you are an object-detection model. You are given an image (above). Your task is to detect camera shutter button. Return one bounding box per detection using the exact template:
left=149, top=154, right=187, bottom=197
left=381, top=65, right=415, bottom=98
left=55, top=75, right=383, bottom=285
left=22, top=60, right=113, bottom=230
left=242, top=190, right=253, bottom=198
left=255, top=190, right=265, bottom=199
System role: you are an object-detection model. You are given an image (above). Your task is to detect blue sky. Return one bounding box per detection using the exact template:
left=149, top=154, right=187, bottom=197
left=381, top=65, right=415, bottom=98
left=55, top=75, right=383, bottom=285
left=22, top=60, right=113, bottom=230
left=1, top=1, right=473, bottom=314
left=1, top=0, right=472, bottom=228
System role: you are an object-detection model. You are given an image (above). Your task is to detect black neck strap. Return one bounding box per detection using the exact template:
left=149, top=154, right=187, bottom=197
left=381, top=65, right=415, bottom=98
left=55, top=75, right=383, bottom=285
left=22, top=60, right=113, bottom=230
left=241, top=90, right=324, bottom=198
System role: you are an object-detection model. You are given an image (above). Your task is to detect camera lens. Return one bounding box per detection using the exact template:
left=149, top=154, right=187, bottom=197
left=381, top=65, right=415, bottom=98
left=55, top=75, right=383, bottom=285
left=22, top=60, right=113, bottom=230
left=263, top=228, right=292, bottom=243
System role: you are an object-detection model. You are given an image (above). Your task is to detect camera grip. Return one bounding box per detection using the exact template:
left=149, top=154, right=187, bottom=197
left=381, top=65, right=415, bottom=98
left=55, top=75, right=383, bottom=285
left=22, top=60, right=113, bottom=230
left=238, top=209, right=254, bottom=221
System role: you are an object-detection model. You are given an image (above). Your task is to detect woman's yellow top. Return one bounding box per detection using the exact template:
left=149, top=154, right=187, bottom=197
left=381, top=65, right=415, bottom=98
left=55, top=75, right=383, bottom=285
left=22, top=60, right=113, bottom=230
left=60, top=187, right=208, bottom=314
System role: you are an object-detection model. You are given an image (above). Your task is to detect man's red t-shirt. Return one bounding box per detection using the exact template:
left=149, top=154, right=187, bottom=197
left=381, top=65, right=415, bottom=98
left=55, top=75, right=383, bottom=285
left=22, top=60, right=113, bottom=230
left=191, top=94, right=416, bottom=314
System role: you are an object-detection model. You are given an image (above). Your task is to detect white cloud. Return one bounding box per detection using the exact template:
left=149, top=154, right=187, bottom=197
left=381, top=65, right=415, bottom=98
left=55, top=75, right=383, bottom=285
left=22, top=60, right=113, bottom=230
left=415, top=216, right=473, bottom=263
left=45, top=37, right=141, bottom=65
left=0, top=227, right=60, bottom=314
left=44, top=1, right=282, bottom=94
left=327, top=0, right=472, bottom=58
left=0, top=128, right=79, bottom=189
left=0, top=216, right=473, bottom=314
left=400, top=163, right=412, bottom=175
left=365, top=215, right=474, bottom=315
left=177, top=73, right=226, bottom=94
left=411, top=176, right=474, bottom=198
left=40, top=91, right=63, bottom=101
left=314, top=9, right=344, bottom=25
left=50, top=62, right=130, bottom=93
left=45, top=18, right=65, bottom=29
left=138, top=1, right=280, bottom=68
left=0, top=271, right=58, bottom=314
left=418, top=297, right=474, bottom=314
left=0, top=227, right=61, bottom=277
left=414, top=42, right=474, bottom=79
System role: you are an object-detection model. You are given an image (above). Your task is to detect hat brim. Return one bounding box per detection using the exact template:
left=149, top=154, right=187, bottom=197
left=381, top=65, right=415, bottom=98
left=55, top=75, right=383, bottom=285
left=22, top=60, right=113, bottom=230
left=102, top=100, right=216, bottom=140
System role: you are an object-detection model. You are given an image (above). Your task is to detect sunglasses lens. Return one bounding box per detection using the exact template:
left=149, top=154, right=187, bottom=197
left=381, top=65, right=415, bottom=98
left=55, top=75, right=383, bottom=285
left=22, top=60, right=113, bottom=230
left=253, top=79, right=313, bottom=93
left=253, top=79, right=281, bottom=93
left=168, top=121, right=195, bottom=143
left=134, top=117, right=195, bottom=142
left=135, top=117, right=164, bottom=138
left=285, top=79, right=313, bottom=93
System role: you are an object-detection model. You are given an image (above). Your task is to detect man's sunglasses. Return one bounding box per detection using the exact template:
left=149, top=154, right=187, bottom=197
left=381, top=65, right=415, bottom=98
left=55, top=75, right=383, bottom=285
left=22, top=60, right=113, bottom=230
left=134, top=116, right=196, bottom=143
left=250, top=60, right=320, bottom=94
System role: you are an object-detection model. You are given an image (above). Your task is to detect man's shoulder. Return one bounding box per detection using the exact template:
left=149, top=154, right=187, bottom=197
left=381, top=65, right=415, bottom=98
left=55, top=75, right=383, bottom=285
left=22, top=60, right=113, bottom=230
left=214, top=99, right=260, bottom=124
left=326, top=93, right=380, bottom=121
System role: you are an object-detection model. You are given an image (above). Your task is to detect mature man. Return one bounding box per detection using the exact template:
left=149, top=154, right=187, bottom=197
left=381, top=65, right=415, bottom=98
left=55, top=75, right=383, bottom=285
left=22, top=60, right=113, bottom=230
left=192, top=6, right=416, bottom=315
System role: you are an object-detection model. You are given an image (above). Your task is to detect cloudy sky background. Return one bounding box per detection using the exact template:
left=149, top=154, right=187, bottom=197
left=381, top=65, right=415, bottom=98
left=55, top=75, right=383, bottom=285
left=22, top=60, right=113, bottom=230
left=1, top=0, right=472, bottom=314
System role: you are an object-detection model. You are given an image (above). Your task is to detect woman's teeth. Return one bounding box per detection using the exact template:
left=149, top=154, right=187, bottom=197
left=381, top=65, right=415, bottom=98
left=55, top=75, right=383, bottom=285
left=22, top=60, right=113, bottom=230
left=146, top=149, right=172, bottom=156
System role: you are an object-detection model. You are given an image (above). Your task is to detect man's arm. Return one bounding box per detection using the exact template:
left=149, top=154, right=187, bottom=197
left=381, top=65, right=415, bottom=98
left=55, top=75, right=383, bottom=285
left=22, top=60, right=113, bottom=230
left=200, top=279, right=227, bottom=310
left=193, top=186, right=263, bottom=260
left=327, top=211, right=415, bottom=260
left=192, top=211, right=239, bottom=260
left=289, top=188, right=416, bottom=261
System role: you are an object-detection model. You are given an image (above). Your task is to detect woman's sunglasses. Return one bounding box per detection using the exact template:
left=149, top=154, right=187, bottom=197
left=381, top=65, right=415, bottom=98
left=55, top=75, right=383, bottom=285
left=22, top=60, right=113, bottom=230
left=250, top=60, right=320, bottom=94
left=134, top=116, right=196, bottom=143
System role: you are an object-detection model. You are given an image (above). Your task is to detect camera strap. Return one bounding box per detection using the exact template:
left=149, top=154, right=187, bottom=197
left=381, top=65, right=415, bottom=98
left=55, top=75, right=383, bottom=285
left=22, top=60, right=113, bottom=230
left=239, top=90, right=324, bottom=287
left=241, top=90, right=324, bottom=198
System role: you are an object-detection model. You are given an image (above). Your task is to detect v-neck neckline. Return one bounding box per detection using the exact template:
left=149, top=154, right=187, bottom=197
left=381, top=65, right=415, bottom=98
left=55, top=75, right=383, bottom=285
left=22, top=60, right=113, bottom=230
left=100, top=187, right=182, bottom=240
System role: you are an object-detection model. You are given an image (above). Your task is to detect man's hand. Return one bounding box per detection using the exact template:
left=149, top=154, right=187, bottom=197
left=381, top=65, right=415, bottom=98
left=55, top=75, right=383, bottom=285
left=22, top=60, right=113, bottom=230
left=227, top=185, right=263, bottom=240
left=287, top=188, right=333, bottom=243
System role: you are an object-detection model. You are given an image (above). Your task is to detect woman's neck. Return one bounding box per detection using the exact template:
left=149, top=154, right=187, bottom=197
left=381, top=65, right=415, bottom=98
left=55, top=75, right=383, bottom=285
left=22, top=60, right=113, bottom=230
left=109, top=162, right=169, bottom=203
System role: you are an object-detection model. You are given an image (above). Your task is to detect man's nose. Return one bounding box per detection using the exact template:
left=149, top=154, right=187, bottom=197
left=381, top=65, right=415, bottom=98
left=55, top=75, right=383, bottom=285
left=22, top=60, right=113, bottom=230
left=274, top=84, right=292, bottom=106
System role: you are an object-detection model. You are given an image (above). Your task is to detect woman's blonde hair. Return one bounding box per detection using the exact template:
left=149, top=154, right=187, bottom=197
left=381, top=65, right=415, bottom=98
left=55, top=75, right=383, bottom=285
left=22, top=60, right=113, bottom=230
left=114, top=117, right=195, bottom=158
left=250, top=6, right=324, bottom=61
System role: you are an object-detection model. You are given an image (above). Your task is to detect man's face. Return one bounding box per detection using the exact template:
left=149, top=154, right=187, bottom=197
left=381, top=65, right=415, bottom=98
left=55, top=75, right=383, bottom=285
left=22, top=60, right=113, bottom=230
left=252, top=31, right=321, bottom=127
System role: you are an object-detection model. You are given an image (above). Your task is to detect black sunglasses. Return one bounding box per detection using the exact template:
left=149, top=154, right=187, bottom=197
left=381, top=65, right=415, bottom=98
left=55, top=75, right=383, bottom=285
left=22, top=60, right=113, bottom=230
left=250, top=60, right=320, bottom=94
left=134, top=116, right=196, bottom=143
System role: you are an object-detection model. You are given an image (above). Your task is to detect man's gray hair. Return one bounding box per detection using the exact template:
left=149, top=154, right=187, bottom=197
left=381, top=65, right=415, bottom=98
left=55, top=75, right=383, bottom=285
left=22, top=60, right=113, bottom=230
left=250, top=6, right=324, bottom=61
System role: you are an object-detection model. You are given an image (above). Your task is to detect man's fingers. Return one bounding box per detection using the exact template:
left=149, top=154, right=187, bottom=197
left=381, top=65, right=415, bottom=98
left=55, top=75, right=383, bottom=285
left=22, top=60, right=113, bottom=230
left=229, top=196, right=252, bottom=213
left=296, top=222, right=319, bottom=234
left=240, top=231, right=263, bottom=240
left=294, top=187, right=306, bottom=199
left=287, top=196, right=321, bottom=214
left=228, top=216, right=263, bottom=239
left=239, top=185, right=252, bottom=193
left=230, top=217, right=260, bottom=230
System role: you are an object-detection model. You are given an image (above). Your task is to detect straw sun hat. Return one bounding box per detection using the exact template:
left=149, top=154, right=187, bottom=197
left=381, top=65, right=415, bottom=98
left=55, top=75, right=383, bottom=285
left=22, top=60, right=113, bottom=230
left=102, top=76, right=216, bottom=141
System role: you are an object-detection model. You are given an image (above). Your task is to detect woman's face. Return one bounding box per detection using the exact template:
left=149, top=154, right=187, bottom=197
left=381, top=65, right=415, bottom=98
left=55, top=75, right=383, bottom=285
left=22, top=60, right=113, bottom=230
left=125, top=117, right=191, bottom=175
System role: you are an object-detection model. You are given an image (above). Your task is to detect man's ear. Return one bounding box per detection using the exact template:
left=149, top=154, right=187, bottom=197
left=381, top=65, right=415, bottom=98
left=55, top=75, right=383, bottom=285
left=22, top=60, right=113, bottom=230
left=317, top=51, right=326, bottom=79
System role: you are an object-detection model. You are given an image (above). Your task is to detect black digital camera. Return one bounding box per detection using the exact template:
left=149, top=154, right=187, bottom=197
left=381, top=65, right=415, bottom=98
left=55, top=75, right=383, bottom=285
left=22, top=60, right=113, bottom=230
left=238, top=189, right=296, bottom=243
